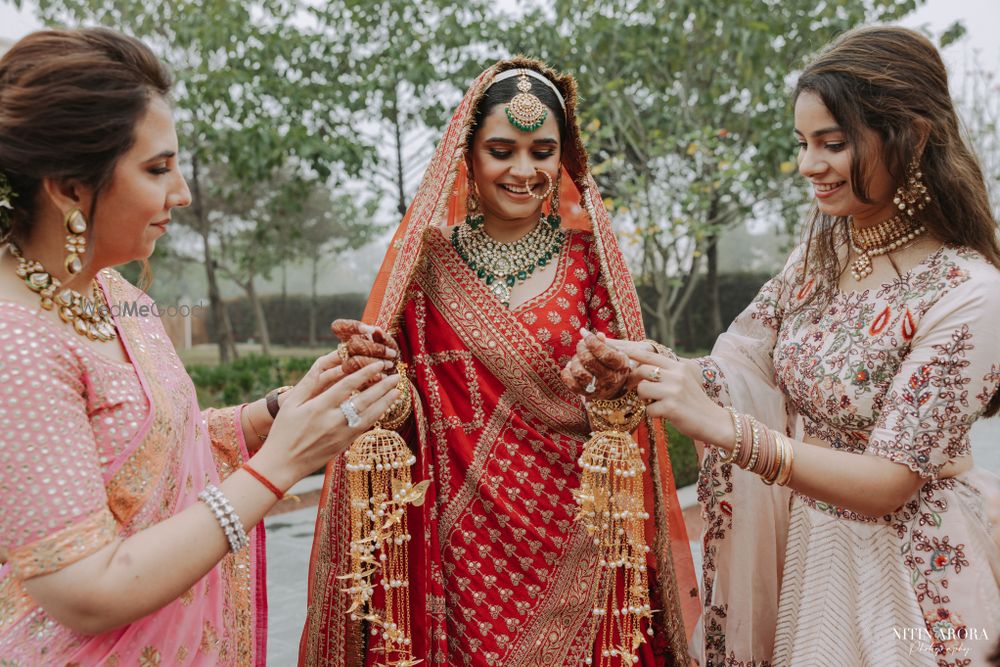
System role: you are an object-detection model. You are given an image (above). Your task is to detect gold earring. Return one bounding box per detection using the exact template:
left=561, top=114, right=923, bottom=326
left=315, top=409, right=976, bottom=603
left=465, top=172, right=479, bottom=218
left=64, top=208, right=87, bottom=275
left=893, top=157, right=931, bottom=219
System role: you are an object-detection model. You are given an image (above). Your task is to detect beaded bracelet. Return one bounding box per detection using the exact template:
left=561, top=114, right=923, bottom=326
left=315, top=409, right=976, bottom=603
left=199, top=484, right=249, bottom=553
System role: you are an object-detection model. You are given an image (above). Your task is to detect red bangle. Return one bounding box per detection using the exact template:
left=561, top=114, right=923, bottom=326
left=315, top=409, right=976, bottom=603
left=243, top=463, right=284, bottom=501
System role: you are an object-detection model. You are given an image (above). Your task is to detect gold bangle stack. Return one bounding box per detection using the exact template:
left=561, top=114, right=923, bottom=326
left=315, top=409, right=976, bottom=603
left=587, top=389, right=646, bottom=433
left=721, top=410, right=795, bottom=486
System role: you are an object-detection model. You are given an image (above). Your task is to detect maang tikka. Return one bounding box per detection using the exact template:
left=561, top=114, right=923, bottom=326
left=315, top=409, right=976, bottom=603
left=505, top=71, right=549, bottom=132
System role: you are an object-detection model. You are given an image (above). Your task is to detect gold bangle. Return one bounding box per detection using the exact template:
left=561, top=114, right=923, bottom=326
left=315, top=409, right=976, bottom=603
left=379, top=363, right=413, bottom=430
left=761, top=430, right=781, bottom=485
left=719, top=407, right=742, bottom=464
left=776, top=434, right=795, bottom=486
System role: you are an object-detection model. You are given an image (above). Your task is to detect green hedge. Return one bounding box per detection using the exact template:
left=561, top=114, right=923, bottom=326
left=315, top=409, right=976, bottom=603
left=188, top=354, right=313, bottom=407
left=665, top=422, right=699, bottom=488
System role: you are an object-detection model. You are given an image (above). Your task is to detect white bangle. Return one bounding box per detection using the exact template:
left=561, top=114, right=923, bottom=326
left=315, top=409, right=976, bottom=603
left=199, top=484, right=249, bottom=553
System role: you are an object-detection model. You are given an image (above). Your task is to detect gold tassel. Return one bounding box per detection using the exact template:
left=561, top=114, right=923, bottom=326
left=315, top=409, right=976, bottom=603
left=575, top=391, right=652, bottom=665
left=342, top=365, right=427, bottom=666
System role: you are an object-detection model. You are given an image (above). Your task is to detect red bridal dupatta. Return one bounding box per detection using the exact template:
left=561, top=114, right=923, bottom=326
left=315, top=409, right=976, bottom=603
left=300, top=58, right=699, bottom=666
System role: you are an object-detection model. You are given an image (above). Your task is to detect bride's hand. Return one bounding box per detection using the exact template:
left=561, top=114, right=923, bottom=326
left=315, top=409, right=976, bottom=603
left=561, top=330, right=631, bottom=399
left=621, top=346, right=733, bottom=447
left=331, top=319, right=400, bottom=377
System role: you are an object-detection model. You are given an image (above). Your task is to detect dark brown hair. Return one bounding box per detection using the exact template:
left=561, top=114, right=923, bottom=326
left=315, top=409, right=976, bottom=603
left=793, top=25, right=1000, bottom=415
left=0, top=27, right=171, bottom=246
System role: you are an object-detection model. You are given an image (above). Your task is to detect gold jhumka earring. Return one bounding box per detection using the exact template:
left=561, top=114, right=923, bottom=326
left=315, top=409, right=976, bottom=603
left=575, top=392, right=653, bottom=664
left=343, top=363, right=427, bottom=665
left=466, top=173, right=483, bottom=225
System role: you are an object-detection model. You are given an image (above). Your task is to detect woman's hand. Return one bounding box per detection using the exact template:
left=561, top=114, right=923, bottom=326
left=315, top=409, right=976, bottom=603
left=617, top=346, right=735, bottom=449
left=253, top=351, right=401, bottom=490
left=331, top=319, right=400, bottom=375
left=561, top=330, right=631, bottom=399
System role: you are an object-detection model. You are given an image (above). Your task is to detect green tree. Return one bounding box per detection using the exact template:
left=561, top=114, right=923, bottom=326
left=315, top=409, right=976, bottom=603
left=290, top=188, right=381, bottom=346
left=33, top=0, right=372, bottom=360
left=509, top=0, right=922, bottom=346
left=312, top=0, right=498, bottom=214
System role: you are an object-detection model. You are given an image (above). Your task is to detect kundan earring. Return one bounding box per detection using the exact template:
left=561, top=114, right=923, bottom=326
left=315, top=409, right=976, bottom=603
left=547, top=171, right=561, bottom=229
left=64, top=207, right=87, bottom=275
left=893, top=156, right=931, bottom=218
left=465, top=174, right=483, bottom=228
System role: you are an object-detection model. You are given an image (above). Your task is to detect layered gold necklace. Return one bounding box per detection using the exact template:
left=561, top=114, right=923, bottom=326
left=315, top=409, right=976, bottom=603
left=8, top=242, right=117, bottom=341
left=451, top=215, right=565, bottom=306
left=847, top=214, right=926, bottom=280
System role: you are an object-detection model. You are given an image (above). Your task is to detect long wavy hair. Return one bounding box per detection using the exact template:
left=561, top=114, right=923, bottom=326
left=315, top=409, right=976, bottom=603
left=793, top=25, right=1000, bottom=414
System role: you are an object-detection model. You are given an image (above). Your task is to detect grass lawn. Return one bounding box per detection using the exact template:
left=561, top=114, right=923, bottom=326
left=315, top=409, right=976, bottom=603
left=178, top=343, right=326, bottom=367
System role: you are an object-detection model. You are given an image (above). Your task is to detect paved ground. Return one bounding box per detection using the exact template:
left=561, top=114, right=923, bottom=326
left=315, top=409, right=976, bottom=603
left=264, top=419, right=1000, bottom=666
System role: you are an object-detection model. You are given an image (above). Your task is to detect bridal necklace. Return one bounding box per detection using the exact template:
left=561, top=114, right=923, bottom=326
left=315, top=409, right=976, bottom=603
left=7, top=242, right=117, bottom=341
left=451, top=214, right=564, bottom=306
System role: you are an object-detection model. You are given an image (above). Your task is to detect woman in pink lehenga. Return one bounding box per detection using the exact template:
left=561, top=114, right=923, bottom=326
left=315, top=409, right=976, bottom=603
left=0, top=28, right=399, bottom=665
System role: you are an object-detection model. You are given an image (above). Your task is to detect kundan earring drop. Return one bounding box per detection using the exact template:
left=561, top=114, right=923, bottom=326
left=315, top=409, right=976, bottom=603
left=64, top=207, right=87, bottom=275
left=466, top=172, right=484, bottom=227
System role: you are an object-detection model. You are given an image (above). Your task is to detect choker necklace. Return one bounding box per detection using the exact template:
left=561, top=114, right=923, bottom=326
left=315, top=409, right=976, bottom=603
left=847, top=214, right=926, bottom=280
left=8, top=242, right=117, bottom=341
left=451, top=215, right=565, bottom=306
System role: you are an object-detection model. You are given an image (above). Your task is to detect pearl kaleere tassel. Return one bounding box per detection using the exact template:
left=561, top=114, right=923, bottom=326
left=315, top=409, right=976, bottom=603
left=342, top=366, right=426, bottom=667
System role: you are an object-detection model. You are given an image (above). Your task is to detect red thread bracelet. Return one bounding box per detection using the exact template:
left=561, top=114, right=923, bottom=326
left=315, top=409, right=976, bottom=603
left=243, top=464, right=284, bottom=501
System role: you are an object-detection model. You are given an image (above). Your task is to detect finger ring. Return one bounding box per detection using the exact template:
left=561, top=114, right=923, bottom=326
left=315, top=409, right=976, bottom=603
left=650, top=367, right=662, bottom=382
left=337, top=344, right=350, bottom=362
left=584, top=376, right=597, bottom=394
left=339, top=397, right=362, bottom=428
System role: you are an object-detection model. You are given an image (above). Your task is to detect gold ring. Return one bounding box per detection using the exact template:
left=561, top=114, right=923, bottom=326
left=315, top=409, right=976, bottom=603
left=337, top=343, right=350, bottom=362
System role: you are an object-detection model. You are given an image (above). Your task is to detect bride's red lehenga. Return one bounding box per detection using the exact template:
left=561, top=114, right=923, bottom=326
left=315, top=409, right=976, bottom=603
left=299, top=58, right=700, bottom=667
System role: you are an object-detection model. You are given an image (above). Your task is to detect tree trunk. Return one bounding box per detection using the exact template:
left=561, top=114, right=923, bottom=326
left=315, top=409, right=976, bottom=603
left=308, top=254, right=319, bottom=347
left=281, top=262, right=288, bottom=305
left=245, top=278, right=272, bottom=357
left=705, top=194, right=723, bottom=338
left=392, top=83, right=407, bottom=216
left=191, top=156, right=238, bottom=362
